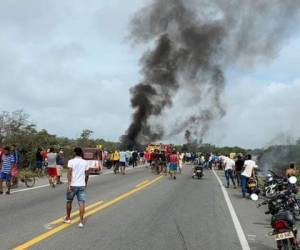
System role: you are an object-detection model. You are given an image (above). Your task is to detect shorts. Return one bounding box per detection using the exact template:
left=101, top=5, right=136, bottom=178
left=169, top=163, right=177, bottom=171
left=120, top=162, right=126, bottom=167
left=47, top=167, right=57, bottom=177
left=66, top=186, right=86, bottom=203
left=36, top=161, right=43, bottom=169
left=0, top=172, right=11, bottom=181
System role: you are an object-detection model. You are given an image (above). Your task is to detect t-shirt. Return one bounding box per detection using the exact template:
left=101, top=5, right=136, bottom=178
left=1, top=154, right=14, bottom=173
left=169, top=154, right=178, bottom=163
left=36, top=151, right=43, bottom=162
left=235, top=159, right=245, bottom=172
left=224, top=157, right=235, bottom=170
left=47, top=153, right=57, bottom=168
left=119, top=151, right=127, bottom=163
left=68, top=157, right=89, bottom=187
left=241, top=160, right=257, bottom=178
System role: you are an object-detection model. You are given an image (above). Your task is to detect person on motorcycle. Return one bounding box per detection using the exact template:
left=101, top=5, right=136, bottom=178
left=286, top=163, right=298, bottom=178
left=241, top=154, right=257, bottom=198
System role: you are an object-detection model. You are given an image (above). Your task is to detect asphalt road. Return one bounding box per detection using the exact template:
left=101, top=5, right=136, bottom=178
left=0, top=166, right=279, bottom=250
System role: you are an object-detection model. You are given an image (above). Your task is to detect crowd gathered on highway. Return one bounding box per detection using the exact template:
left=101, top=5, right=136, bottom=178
left=0, top=143, right=299, bottom=233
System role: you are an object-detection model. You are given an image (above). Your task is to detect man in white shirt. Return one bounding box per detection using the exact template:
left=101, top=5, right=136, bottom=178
left=64, top=147, right=89, bottom=228
left=224, top=156, right=236, bottom=189
left=241, top=154, right=257, bottom=198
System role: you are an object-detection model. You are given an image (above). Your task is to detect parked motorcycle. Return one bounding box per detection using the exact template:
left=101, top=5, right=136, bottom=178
left=251, top=176, right=299, bottom=250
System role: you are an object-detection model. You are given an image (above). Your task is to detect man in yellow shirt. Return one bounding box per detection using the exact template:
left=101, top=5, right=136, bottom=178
left=113, top=150, right=120, bottom=174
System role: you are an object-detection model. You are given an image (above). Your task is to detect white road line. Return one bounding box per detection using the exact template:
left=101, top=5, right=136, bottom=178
left=212, top=169, right=251, bottom=250
left=11, top=184, right=50, bottom=194
left=11, top=165, right=146, bottom=194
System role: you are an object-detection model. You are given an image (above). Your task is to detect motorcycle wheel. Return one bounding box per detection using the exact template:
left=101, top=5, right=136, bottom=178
left=279, top=239, right=292, bottom=250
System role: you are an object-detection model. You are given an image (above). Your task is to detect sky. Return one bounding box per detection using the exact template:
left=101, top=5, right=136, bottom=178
left=0, top=0, right=299, bottom=149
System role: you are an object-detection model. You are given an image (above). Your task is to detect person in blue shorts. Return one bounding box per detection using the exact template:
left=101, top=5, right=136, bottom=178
left=0, top=146, right=14, bottom=195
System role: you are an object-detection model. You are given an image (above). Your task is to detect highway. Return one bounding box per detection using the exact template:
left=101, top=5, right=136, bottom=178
left=0, top=165, right=278, bottom=250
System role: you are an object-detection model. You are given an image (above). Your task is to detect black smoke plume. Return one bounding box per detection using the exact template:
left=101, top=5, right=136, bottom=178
left=121, top=0, right=300, bottom=148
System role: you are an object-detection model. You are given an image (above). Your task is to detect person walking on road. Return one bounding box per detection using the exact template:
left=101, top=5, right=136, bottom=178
left=224, top=156, right=237, bottom=189
left=241, top=154, right=257, bottom=198
left=46, top=147, right=58, bottom=188
left=119, top=151, right=127, bottom=175
left=178, top=152, right=184, bottom=174
left=112, top=150, right=120, bottom=174
left=235, top=155, right=244, bottom=187
left=169, top=150, right=179, bottom=180
left=56, top=149, right=65, bottom=184
left=64, top=147, right=89, bottom=228
left=0, top=147, right=14, bottom=195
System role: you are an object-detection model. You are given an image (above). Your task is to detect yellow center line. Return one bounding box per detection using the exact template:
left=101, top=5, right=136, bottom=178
left=13, top=175, right=164, bottom=250
left=135, top=179, right=150, bottom=188
left=49, top=200, right=105, bottom=225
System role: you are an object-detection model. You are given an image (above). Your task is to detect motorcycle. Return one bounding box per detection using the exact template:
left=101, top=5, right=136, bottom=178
left=251, top=176, right=299, bottom=250
left=192, top=165, right=203, bottom=179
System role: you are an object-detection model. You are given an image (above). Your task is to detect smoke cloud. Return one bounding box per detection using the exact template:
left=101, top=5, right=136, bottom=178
left=122, top=0, right=300, bottom=148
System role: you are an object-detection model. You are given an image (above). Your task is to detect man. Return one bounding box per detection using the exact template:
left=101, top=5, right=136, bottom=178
left=132, top=151, right=138, bottom=168
left=56, top=149, right=65, bottom=184
left=224, top=156, right=237, bottom=188
left=10, top=144, right=20, bottom=187
left=286, top=163, right=298, bottom=177
left=169, top=150, right=179, bottom=180
left=64, top=147, right=89, bottom=228
left=241, top=154, right=257, bottom=198
left=0, top=147, right=14, bottom=194
left=112, top=150, right=120, bottom=174
left=119, top=151, right=127, bottom=175
left=235, top=155, right=245, bottom=187
left=46, top=148, right=58, bottom=188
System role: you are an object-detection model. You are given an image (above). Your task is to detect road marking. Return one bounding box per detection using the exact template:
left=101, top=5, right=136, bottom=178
left=10, top=165, right=146, bottom=194
left=13, top=175, right=164, bottom=250
left=212, top=169, right=251, bottom=250
left=49, top=200, right=104, bottom=225
left=11, top=184, right=50, bottom=194
left=136, top=179, right=150, bottom=188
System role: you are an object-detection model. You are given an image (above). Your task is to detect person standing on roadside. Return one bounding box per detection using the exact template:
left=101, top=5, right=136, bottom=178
left=64, top=147, right=89, bottom=228
left=0, top=147, right=14, bottom=194
left=241, top=154, right=257, bottom=198
left=224, top=156, right=237, bottom=189
left=235, top=155, right=244, bottom=187
left=56, top=149, right=65, bottom=184
left=46, top=147, right=58, bottom=188
left=10, top=144, right=20, bottom=188
left=35, top=147, right=44, bottom=175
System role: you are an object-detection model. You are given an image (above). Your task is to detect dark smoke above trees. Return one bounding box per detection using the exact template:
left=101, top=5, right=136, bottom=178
left=121, top=0, right=300, bottom=149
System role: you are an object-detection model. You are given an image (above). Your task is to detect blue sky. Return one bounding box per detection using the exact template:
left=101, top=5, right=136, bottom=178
left=0, top=0, right=299, bottom=148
